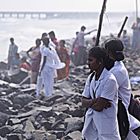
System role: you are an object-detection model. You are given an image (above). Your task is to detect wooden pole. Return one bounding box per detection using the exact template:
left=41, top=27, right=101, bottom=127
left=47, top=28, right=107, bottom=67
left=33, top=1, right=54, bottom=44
left=117, top=16, right=128, bottom=38
left=136, top=0, right=138, bottom=22
left=95, top=0, right=107, bottom=46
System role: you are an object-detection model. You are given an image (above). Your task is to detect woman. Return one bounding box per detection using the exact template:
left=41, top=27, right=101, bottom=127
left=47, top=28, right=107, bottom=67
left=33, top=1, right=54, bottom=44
left=105, top=39, right=140, bottom=140
left=57, top=40, right=70, bottom=80
left=27, top=38, right=41, bottom=84
left=81, top=46, right=120, bottom=140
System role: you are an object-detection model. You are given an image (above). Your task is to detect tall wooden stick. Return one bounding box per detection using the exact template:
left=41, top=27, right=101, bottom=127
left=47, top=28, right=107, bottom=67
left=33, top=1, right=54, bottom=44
left=95, top=0, right=107, bottom=46
left=117, top=16, right=128, bottom=38
left=136, top=0, right=138, bottom=22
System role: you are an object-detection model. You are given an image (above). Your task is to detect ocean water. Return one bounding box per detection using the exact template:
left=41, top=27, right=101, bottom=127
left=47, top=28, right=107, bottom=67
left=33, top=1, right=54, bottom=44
left=0, top=12, right=136, bottom=61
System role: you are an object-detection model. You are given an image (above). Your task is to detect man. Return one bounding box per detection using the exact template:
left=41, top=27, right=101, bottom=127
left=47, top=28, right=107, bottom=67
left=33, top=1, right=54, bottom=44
left=7, top=37, right=18, bottom=70
left=36, top=37, right=65, bottom=97
left=75, top=26, right=96, bottom=66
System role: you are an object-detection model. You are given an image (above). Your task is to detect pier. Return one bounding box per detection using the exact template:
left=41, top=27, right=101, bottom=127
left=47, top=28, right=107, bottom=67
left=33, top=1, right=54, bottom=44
left=0, top=11, right=48, bottom=19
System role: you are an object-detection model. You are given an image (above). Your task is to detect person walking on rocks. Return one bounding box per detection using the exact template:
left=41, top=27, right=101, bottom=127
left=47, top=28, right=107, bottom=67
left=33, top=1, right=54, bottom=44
left=81, top=47, right=120, bottom=140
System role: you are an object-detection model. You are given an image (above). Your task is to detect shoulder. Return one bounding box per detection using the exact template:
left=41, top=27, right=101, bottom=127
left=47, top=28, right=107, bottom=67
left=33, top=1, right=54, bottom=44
left=110, top=62, right=128, bottom=78
left=103, top=69, right=117, bottom=84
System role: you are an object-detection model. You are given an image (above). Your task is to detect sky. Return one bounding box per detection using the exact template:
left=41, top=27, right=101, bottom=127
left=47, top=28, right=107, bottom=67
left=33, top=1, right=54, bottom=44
left=0, top=0, right=139, bottom=12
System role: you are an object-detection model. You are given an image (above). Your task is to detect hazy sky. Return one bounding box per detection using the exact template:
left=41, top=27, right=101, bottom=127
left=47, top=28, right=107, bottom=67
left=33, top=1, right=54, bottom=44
left=0, top=0, right=139, bottom=12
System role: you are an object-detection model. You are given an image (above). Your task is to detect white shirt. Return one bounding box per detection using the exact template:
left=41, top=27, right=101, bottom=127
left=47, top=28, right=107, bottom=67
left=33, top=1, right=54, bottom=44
left=110, top=61, right=131, bottom=109
left=82, top=68, right=120, bottom=138
left=77, top=31, right=85, bottom=46
left=8, top=43, right=18, bottom=57
left=110, top=61, right=140, bottom=130
left=39, top=44, right=64, bottom=71
left=82, top=68, right=118, bottom=118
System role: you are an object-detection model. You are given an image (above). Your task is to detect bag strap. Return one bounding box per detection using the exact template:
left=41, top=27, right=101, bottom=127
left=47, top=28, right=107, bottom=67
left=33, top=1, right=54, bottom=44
left=89, top=71, right=95, bottom=84
left=89, top=71, right=96, bottom=98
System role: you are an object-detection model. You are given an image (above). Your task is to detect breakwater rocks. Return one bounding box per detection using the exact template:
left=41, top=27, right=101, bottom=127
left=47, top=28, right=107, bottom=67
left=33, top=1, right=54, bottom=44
left=0, top=48, right=139, bottom=139
left=0, top=64, right=90, bottom=140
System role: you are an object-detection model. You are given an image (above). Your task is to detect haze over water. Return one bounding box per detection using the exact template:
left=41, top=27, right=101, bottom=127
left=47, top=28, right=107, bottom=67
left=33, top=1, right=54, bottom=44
left=0, top=12, right=137, bottom=61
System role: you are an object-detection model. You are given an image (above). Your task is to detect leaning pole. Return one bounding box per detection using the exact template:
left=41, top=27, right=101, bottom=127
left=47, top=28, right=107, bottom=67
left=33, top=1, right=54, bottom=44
left=95, top=0, right=107, bottom=46
left=117, top=16, right=128, bottom=38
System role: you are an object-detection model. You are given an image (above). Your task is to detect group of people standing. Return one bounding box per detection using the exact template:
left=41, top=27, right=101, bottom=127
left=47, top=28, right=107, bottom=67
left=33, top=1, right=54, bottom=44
left=81, top=39, right=140, bottom=140
left=7, top=31, right=70, bottom=97
left=7, top=27, right=140, bottom=139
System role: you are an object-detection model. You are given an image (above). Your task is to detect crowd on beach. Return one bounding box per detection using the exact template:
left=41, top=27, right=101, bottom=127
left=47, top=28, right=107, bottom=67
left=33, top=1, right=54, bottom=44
left=6, top=22, right=140, bottom=140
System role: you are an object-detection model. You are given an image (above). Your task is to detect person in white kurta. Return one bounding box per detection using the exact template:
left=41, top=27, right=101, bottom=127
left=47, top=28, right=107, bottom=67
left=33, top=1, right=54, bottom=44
left=36, top=37, right=65, bottom=97
left=105, top=39, right=140, bottom=140
left=81, top=47, right=120, bottom=140
left=8, top=37, right=18, bottom=70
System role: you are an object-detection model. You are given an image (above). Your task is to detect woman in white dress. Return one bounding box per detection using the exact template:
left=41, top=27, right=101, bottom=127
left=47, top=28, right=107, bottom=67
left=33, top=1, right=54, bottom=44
left=81, top=47, right=120, bottom=140
left=105, top=39, right=140, bottom=140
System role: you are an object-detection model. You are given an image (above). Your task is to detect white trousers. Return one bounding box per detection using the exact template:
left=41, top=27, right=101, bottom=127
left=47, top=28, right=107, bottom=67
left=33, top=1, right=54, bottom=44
left=36, top=67, right=55, bottom=97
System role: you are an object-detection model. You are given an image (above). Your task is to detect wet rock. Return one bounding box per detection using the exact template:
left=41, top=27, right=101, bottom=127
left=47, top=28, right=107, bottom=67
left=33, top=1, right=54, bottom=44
left=0, top=112, right=9, bottom=127
left=64, top=117, right=83, bottom=134
left=67, top=131, right=82, bottom=140
left=0, top=62, right=8, bottom=70
left=7, top=133, right=23, bottom=140
left=0, top=125, right=14, bottom=137
left=12, top=94, right=35, bottom=108
left=10, top=70, right=29, bottom=84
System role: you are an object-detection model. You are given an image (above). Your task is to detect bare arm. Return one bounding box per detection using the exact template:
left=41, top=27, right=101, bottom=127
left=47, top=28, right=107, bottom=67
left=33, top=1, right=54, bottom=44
left=91, top=97, right=111, bottom=112
left=84, top=29, right=97, bottom=35
left=81, top=96, right=97, bottom=108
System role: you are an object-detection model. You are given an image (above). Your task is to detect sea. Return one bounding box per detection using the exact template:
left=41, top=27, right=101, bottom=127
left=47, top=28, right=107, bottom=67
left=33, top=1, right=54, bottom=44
left=0, top=11, right=138, bottom=61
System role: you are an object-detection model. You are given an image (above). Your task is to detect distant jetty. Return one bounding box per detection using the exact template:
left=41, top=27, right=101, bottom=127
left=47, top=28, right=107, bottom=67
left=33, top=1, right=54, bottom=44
left=0, top=11, right=100, bottom=19
left=0, top=11, right=49, bottom=19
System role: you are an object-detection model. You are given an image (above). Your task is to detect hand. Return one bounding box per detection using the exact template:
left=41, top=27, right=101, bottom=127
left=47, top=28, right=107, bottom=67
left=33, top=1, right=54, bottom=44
left=104, top=102, right=111, bottom=109
left=91, top=97, right=111, bottom=112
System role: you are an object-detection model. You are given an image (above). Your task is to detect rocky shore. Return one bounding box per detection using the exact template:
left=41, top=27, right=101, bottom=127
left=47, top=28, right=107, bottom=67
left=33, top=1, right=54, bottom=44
left=0, top=47, right=139, bottom=140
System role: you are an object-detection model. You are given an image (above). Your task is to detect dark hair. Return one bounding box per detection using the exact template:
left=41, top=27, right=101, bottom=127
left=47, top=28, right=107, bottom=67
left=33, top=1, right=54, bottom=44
left=42, top=37, right=50, bottom=47
left=41, top=32, right=47, bottom=39
left=81, top=26, right=86, bottom=31
left=105, top=39, right=124, bottom=61
left=48, top=31, right=55, bottom=36
left=35, top=38, right=41, bottom=45
left=10, top=37, right=14, bottom=41
left=89, top=46, right=114, bottom=70
left=59, top=40, right=65, bottom=45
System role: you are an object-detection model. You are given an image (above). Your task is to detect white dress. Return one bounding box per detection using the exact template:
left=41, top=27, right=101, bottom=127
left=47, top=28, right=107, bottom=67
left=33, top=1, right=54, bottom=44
left=82, top=68, right=120, bottom=140
left=36, top=44, right=65, bottom=96
left=110, top=61, right=140, bottom=140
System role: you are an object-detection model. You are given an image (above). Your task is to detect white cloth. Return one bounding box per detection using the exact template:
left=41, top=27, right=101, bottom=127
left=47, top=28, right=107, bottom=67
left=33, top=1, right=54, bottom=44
left=110, top=61, right=131, bottom=109
left=39, top=45, right=65, bottom=70
left=8, top=43, right=18, bottom=57
left=36, top=44, right=64, bottom=96
left=126, top=130, right=139, bottom=140
left=8, top=43, right=18, bottom=68
left=77, top=31, right=85, bottom=46
left=110, top=61, right=140, bottom=138
left=82, top=68, right=120, bottom=140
